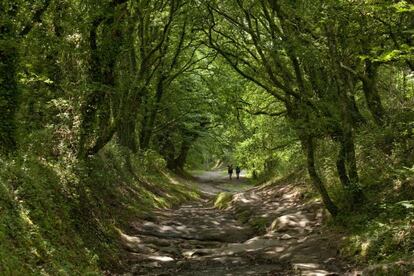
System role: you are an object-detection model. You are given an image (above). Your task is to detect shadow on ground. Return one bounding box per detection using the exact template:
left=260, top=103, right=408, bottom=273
left=116, top=170, right=357, bottom=276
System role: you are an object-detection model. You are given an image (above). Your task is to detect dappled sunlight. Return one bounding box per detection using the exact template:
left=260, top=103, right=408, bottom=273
left=147, top=255, right=175, bottom=262
left=232, top=192, right=261, bottom=204
left=161, top=170, right=180, bottom=185
left=291, top=263, right=334, bottom=276
left=119, top=231, right=143, bottom=244
left=269, top=212, right=312, bottom=233
left=121, top=170, right=351, bottom=275
left=2, top=0, right=410, bottom=273
left=282, top=190, right=301, bottom=200
left=267, top=246, right=286, bottom=253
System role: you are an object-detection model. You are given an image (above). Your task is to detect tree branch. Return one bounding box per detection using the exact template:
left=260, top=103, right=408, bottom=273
left=20, top=0, right=52, bottom=36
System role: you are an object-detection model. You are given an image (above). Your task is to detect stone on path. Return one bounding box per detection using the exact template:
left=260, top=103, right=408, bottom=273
left=118, top=170, right=353, bottom=275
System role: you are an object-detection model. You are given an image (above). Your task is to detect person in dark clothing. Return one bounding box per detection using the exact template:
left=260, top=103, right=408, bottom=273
left=227, top=165, right=233, bottom=180
left=235, top=166, right=241, bottom=179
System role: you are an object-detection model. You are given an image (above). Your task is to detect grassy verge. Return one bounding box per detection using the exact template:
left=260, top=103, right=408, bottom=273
left=334, top=200, right=414, bottom=269
left=331, top=166, right=414, bottom=273
left=0, top=144, right=199, bottom=274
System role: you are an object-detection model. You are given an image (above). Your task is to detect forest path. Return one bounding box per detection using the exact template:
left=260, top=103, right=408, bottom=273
left=190, top=169, right=253, bottom=195
left=119, top=170, right=355, bottom=275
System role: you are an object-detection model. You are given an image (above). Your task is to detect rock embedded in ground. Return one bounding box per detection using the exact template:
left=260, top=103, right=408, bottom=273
left=118, top=171, right=353, bottom=276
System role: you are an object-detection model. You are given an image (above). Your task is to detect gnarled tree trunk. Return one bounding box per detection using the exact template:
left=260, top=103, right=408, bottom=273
left=302, top=135, right=339, bottom=217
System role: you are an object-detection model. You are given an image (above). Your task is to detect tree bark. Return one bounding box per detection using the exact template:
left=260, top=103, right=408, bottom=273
left=325, top=23, right=366, bottom=207
left=78, top=18, right=106, bottom=158
left=341, top=128, right=365, bottom=205
left=362, top=60, right=386, bottom=126
left=117, top=106, right=139, bottom=152
left=336, top=142, right=351, bottom=189
left=78, top=9, right=123, bottom=158
left=336, top=88, right=365, bottom=206
left=0, top=42, right=18, bottom=154
left=0, top=1, right=51, bottom=155
left=140, top=75, right=166, bottom=150
left=302, top=136, right=339, bottom=217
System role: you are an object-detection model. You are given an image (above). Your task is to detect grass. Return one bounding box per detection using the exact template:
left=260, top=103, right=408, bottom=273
left=221, top=179, right=254, bottom=192
left=331, top=168, right=414, bottom=272
left=336, top=200, right=414, bottom=265
left=214, top=192, right=233, bottom=209
left=0, top=143, right=199, bottom=274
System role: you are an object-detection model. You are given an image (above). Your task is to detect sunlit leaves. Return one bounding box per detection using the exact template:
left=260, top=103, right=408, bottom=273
left=392, top=1, right=414, bottom=13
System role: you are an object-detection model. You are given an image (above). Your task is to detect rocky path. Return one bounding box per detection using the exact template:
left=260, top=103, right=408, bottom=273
left=119, top=171, right=356, bottom=275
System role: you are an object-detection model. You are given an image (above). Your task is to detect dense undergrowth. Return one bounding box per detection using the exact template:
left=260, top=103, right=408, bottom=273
left=336, top=165, right=414, bottom=269
left=1, top=0, right=413, bottom=274
left=326, top=122, right=414, bottom=268
left=0, top=144, right=198, bottom=274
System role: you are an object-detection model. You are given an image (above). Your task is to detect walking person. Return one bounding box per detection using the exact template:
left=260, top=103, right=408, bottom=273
left=227, top=165, right=233, bottom=180
left=236, top=166, right=241, bottom=179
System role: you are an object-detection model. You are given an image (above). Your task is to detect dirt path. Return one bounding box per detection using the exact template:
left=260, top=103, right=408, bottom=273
left=190, top=170, right=253, bottom=195
left=119, top=171, right=355, bottom=275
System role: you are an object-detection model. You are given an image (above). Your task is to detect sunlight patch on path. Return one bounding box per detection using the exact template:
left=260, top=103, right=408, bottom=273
left=118, top=171, right=355, bottom=275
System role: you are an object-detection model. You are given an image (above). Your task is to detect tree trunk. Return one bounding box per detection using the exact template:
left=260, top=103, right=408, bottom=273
left=325, top=24, right=366, bottom=207
left=0, top=38, right=18, bottom=154
left=0, top=1, right=51, bottom=155
left=362, top=60, right=385, bottom=126
left=78, top=18, right=105, bottom=158
left=341, top=128, right=365, bottom=205
left=140, top=75, right=166, bottom=150
left=336, top=90, right=365, bottom=205
left=87, top=124, right=116, bottom=156
left=117, top=111, right=138, bottom=152
left=302, top=136, right=339, bottom=217
left=348, top=94, right=366, bottom=125
left=78, top=13, right=122, bottom=158
left=157, top=132, right=177, bottom=170
left=116, top=87, right=143, bottom=153
left=173, top=139, right=193, bottom=171
left=336, top=143, right=351, bottom=189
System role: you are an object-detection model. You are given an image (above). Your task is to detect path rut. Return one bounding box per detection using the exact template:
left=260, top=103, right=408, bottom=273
left=119, top=171, right=355, bottom=275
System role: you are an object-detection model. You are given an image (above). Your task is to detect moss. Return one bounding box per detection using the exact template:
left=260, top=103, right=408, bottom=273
left=0, top=144, right=199, bottom=274
left=214, top=192, right=233, bottom=209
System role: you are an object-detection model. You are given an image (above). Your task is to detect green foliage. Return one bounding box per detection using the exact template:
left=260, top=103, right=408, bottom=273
left=0, top=0, right=413, bottom=271
left=0, top=142, right=199, bottom=274
left=248, top=217, right=269, bottom=233
left=337, top=200, right=414, bottom=264
left=0, top=156, right=100, bottom=274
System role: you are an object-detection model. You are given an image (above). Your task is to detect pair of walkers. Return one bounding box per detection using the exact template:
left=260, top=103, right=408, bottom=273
left=227, top=165, right=241, bottom=180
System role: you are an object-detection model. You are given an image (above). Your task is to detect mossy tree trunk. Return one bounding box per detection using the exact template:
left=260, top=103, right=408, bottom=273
left=302, top=136, right=339, bottom=217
